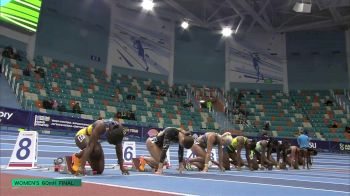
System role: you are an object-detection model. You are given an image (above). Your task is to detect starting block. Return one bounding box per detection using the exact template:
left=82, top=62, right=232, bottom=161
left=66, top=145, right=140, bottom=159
left=53, top=156, right=96, bottom=175
left=123, top=141, right=136, bottom=168
left=7, top=131, right=38, bottom=169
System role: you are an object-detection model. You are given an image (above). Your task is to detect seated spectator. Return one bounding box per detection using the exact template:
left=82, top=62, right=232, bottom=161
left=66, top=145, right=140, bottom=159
left=146, top=85, right=157, bottom=92
left=325, top=100, right=333, bottom=106
left=116, top=111, right=122, bottom=119
left=263, top=121, right=271, bottom=131
left=329, top=122, right=338, bottom=128
left=129, top=111, right=136, bottom=120
left=146, top=85, right=152, bottom=91
left=345, top=126, right=350, bottom=134
left=183, top=100, right=193, bottom=108
left=238, top=108, right=249, bottom=117
left=237, top=92, right=244, bottom=100
left=51, top=99, right=58, bottom=110
left=72, top=102, right=83, bottom=114
left=158, top=89, right=166, bottom=97
left=2, top=46, right=14, bottom=59
left=2, top=46, right=21, bottom=60
left=57, top=103, right=67, bottom=112
left=43, top=99, right=52, bottom=110
left=34, top=67, right=45, bottom=78
left=23, top=67, right=31, bottom=76
left=127, top=94, right=135, bottom=100
left=121, top=110, right=127, bottom=119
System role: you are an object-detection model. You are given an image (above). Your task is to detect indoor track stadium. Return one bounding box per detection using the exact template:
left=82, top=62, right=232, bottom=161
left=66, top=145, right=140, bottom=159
left=0, top=0, right=350, bottom=196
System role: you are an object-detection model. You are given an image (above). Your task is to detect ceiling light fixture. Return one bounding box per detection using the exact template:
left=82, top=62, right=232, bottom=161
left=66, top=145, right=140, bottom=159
left=141, top=0, right=154, bottom=11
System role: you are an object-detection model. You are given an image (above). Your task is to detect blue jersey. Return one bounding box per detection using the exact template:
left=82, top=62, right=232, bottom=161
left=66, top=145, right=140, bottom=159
left=297, top=134, right=310, bottom=149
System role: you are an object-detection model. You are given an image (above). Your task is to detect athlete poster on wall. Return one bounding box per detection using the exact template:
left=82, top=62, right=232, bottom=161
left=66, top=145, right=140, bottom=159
left=227, top=32, right=286, bottom=84
left=107, top=5, right=174, bottom=75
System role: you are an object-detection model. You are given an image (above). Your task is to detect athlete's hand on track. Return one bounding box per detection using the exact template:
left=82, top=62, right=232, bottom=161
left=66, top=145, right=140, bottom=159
left=178, top=164, right=185, bottom=174
left=155, top=167, right=163, bottom=175
left=75, top=166, right=85, bottom=176
left=219, top=166, right=225, bottom=172
left=120, top=166, right=129, bottom=175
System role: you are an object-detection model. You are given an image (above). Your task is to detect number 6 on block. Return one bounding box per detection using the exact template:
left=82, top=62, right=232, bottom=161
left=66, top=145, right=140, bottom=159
left=8, top=131, right=38, bottom=169
left=122, top=141, right=136, bottom=167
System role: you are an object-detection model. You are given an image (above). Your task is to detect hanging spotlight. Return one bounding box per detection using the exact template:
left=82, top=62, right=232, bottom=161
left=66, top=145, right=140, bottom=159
left=181, top=21, right=189, bottom=29
left=141, top=0, right=154, bottom=11
left=293, top=0, right=312, bottom=13
left=221, top=26, right=232, bottom=37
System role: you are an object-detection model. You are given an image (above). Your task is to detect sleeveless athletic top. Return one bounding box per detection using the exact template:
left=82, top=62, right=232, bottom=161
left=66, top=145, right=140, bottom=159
left=255, top=141, right=262, bottom=153
left=226, top=136, right=248, bottom=152
left=198, top=132, right=219, bottom=148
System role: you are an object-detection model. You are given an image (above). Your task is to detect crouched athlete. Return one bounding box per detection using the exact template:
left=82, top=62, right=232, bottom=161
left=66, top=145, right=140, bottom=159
left=133, top=127, right=194, bottom=174
left=72, top=119, right=129, bottom=175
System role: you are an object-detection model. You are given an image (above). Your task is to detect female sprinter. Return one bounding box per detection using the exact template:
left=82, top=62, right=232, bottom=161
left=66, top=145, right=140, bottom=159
left=185, top=132, right=224, bottom=172
left=133, top=127, right=194, bottom=174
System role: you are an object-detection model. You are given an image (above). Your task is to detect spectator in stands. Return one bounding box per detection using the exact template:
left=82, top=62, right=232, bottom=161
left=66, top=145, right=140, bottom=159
left=2, top=46, right=20, bottom=60
left=325, top=99, right=333, bottom=106
left=116, top=111, right=122, bottom=119
left=126, top=94, right=135, bottom=100
left=72, top=102, right=82, bottom=114
left=207, top=100, right=212, bottom=113
left=34, top=67, right=45, bottom=78
left=57, top=102, right=67, bottom=112
left=3, top=46, right=13, bottom=58
left=263, top=121, right=271, bottom=131
left=129, top=111, right=136, bottom=120
left=43, top=99, right=52, bottom=110
left=329, top=122, right=338, bottom=128
left=333, top=122, right=338, bottom=128
left=345, top=126, right=350, bottom=134
left=158, top=89, right=166, bottom=97
left=125, top=111, right=131, bottom=120
left=183, top=100, right=193, bottom=108
left=237, top=91, right=244, bottom=101
left=23, top=66, right=31, bottom=76
left=146, top=85, right=157, bottom=92
left=51, top=99, right=58, bottom=110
